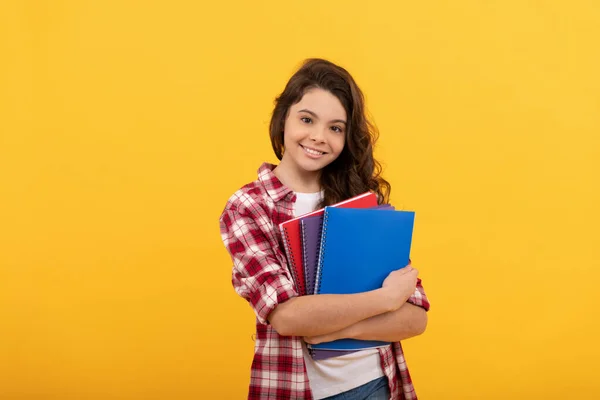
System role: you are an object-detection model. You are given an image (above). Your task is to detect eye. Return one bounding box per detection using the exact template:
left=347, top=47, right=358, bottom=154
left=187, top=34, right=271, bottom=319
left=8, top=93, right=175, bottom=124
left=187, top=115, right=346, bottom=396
left=331, top=126, right=343, bottom=133
left=301, top=117, right=312, bottom=124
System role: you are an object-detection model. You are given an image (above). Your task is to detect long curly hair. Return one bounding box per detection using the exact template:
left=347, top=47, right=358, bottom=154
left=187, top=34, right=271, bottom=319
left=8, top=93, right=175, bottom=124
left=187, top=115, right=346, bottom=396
left=269, top=58, right=391, bottom=207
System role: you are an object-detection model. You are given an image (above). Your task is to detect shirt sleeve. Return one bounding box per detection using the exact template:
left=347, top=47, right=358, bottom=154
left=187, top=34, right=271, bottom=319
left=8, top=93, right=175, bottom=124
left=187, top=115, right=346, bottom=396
left=219, top=204, right=298, bottom=325
left=407, top=278, right=430, bottom=311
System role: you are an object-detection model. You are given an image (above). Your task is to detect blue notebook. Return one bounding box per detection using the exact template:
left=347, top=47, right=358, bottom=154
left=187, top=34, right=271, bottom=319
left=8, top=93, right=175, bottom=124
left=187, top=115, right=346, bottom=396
left=309, top=206, right=415, bottom=351
left=300, top=204, right=395, bottom=296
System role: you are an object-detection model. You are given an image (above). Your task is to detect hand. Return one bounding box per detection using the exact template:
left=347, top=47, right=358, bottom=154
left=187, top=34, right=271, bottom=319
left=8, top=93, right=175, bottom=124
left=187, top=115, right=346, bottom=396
left=381, top=263, right=418, bottom=311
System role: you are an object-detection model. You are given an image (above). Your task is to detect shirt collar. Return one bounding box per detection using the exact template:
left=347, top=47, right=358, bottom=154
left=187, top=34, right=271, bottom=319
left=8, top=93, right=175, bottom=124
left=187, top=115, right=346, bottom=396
left=257, top=162, right=295, bottom=203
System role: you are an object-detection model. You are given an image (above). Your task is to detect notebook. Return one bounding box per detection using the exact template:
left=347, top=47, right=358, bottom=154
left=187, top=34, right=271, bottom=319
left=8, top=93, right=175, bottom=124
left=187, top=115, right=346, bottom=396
left=307, top=348, right=354, bottom=361
left=301, top=204, right=395, bottom=359
left=279, top=192, right=378, bottom=295
left=309, top=206, right=415, bottom=351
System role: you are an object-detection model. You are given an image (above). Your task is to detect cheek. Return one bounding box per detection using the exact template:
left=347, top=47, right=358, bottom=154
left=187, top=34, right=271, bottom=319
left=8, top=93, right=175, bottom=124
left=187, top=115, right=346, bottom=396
left=331, top=136, right=346, bottom=155
left=283, top=121, right=302, bottom=143
left=282, top=128, right=296, bottom=147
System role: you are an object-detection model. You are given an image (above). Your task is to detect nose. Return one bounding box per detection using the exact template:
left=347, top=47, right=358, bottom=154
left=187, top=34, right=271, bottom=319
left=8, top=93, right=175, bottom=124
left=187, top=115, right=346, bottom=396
left=309, top=126, right=327, bottom=143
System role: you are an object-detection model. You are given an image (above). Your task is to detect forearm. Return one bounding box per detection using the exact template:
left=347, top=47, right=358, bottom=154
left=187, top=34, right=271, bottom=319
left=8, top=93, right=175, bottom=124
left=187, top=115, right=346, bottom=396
left=306, top=302, right=427, bottom=344
left=268, top=289, right=394, bottom=337
left=351, top=303, right=427, bottom=341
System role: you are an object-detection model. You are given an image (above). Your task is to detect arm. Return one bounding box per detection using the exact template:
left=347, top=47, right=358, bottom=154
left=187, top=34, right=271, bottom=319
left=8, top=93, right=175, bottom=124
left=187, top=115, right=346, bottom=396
left=269, top=266, right=421, bottom=337
left=267, top=288, right=398, bottom=337
left=304, top=302, right=427, bottom=344
left=305, top=278, right=431, bottom=343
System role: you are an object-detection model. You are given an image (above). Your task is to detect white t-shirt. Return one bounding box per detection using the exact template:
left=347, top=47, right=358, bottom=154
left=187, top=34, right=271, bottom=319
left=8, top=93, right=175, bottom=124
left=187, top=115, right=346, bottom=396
left=293, top=192, right=384, bottom=399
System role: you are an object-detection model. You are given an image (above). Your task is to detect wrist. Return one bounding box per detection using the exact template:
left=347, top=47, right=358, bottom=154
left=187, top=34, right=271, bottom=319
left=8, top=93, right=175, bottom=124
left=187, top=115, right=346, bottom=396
left=375, top=287, right=401, bottom=313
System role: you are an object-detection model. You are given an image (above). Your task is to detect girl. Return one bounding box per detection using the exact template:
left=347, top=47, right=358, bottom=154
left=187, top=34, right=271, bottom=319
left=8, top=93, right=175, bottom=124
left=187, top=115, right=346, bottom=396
left=219, top=59, right=430, bottom=400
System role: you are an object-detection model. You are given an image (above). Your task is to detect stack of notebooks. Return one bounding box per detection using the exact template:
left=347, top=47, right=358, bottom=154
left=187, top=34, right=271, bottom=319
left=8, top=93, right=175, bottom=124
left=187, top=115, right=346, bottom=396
left=279, top=192, right=415, bottom=360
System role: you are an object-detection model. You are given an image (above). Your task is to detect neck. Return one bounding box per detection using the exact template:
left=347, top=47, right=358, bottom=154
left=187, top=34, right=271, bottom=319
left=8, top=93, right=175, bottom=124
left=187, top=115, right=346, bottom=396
left=273, top=157, right=321, bottom=193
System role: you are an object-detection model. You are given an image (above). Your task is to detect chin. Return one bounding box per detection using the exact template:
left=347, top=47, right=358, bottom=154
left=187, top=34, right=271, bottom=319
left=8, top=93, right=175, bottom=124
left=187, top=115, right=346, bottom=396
left=297, top=161, right=322, bottom=172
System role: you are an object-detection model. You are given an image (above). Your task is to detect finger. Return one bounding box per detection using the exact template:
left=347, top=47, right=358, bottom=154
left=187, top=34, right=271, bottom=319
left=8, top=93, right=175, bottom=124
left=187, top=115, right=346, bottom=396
left=393, top=267, right=410, bottom=276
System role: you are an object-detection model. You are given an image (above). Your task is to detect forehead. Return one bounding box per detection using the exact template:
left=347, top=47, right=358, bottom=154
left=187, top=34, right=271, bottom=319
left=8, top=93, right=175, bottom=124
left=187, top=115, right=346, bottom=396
left=293, top=88, right=347, bottom=119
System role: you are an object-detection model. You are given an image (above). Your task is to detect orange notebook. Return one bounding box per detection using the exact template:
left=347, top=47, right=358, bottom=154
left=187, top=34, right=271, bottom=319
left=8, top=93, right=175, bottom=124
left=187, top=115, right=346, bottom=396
left=279, top=192, right=378, bottom=295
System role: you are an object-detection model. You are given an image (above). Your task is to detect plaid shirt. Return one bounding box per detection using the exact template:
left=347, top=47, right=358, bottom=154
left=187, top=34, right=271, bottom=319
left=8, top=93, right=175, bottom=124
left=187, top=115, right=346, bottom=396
left=219, top=163, right=430, bottom=400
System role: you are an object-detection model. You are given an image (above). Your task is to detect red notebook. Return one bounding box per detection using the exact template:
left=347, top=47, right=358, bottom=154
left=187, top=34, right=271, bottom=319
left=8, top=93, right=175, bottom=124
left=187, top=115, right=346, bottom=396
left=279, top=192, right=378, bottom=295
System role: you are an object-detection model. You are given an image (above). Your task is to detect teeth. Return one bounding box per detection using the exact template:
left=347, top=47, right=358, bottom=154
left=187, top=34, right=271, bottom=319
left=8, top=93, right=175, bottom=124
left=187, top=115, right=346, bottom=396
left=303, top=146, right=324, bottom=156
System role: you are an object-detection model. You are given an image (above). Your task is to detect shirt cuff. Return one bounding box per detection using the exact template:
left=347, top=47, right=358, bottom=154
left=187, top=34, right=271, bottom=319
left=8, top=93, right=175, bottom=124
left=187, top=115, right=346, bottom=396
left=248, top=274, right=298, bottom=325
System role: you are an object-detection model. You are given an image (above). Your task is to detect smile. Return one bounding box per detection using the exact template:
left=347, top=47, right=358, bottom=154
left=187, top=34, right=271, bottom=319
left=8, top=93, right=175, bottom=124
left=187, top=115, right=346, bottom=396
left=300, top=145, right=326, bottom=157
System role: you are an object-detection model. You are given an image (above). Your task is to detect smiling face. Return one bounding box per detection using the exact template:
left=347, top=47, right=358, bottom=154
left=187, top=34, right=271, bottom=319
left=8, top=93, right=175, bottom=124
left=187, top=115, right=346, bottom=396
left=281, top=87, right=347, bottom=175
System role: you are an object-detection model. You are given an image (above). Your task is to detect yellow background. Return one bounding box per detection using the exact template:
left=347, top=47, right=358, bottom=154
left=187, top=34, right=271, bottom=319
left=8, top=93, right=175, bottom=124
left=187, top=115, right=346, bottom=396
left=1, top=1, right=599, bottom=399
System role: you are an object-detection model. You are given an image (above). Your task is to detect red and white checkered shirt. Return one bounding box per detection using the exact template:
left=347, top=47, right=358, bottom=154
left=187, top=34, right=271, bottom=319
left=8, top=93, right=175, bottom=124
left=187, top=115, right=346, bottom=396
left=219, top=163, right=430, bottom=400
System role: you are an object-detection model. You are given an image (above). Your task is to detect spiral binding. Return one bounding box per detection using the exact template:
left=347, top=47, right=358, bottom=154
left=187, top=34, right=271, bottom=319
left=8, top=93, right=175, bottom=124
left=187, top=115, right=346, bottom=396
left=315, top=208, right=330, bottom=294
left=300, top=221, right=310, bottom=294
left=311, top=218, right=325, bottom=295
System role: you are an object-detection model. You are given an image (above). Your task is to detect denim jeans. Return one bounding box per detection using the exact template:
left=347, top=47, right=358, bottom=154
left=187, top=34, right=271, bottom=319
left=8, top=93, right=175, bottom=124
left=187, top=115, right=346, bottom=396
left=322, top=376, right=390, bottom=400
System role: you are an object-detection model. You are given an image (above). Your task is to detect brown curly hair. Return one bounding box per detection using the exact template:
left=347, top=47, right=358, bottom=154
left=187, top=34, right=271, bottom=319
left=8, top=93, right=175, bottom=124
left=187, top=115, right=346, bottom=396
left=269, top=58, right=391, bottom=207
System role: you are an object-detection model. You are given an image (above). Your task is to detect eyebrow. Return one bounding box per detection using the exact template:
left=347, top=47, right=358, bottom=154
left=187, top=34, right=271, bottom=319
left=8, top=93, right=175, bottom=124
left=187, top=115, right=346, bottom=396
left=298, top=109, right=347, bottom=125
